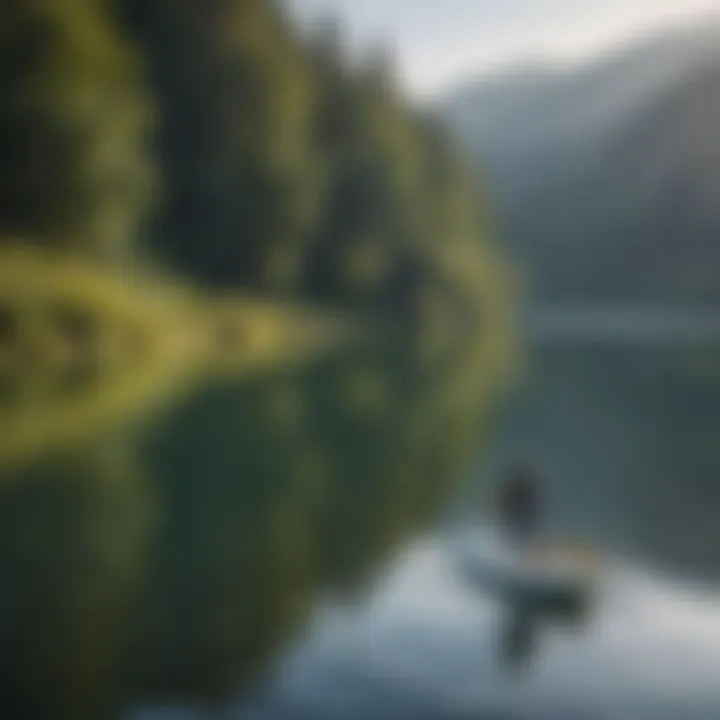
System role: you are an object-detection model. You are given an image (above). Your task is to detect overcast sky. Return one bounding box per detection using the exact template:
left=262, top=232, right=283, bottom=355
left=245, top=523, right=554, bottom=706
left=286, top=0, right=720, bottom=96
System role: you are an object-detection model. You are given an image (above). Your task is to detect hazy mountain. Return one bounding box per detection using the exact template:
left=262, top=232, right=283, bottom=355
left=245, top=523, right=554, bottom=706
left=440, top=23, right=720, bottom=303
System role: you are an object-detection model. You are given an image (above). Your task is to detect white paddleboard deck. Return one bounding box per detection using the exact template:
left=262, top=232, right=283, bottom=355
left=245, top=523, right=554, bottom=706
left=452, top=527, right=599, bottom=612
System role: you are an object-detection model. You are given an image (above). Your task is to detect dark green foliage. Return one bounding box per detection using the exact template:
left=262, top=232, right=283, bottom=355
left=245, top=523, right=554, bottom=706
left=117, top=0, right=497, bottom=322
left=0, top=444, right=153, bottom=720
left=118, top=0, right=321, bottom=291
left=0, top=0, right=499, bottom=323
left=0, top=0, right=155, bottom=261
left=0, top=339, right=497, bottom=712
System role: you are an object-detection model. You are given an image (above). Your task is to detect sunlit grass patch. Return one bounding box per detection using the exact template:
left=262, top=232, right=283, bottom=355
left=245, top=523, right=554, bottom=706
left=0, top=244, right=346, bottom=475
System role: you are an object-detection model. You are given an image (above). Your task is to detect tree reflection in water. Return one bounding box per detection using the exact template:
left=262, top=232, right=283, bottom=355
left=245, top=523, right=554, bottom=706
left=0, top=335, right=508, bottom=718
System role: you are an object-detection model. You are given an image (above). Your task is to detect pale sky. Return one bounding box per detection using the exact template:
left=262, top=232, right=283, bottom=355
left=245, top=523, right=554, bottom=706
left=286, top=0, right=720, bottom=96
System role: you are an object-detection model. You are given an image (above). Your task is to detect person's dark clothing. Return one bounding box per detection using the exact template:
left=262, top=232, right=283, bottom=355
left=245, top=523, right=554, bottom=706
left=497, top=473, right=540, bottom=540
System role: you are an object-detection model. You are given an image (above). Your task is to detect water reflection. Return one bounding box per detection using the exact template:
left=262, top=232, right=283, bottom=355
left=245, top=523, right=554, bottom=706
left=0, top=334, right=505, bottom=718
left=3, top=331, right=720, bottom=718
left=248, top=537, right=720, bottom=720
left=232, top=342, right=720, bottom=720
left=499, top=607, right=537, bottom=673
left=0, top=444, right=155, bottom=719
left=499, top=590, right=590, bottom=675
left=454, top=528, right=596, bottom=677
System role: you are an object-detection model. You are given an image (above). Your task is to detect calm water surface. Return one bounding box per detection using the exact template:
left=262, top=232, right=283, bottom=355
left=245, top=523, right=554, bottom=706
left=1, top=339, right=720, bottom=719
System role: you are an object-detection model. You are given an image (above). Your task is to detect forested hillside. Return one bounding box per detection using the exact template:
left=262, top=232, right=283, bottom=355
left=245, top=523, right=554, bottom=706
left=0, top=0, right=505, bottom=333
left=442, top=24, right=720, bottom=304
left=0, top=0, right=156, bottom=260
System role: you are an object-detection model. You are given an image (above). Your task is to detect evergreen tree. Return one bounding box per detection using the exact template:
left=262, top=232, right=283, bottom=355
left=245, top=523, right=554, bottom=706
left=0, top=0, right=155, bottom=261
left=118, top=0, right=501, bottom=328
left=119, top=0, right=320, bottom=291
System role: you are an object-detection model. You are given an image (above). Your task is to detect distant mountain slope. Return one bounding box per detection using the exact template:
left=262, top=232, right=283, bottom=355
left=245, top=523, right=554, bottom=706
left=440, top=23, right=720, bottom=303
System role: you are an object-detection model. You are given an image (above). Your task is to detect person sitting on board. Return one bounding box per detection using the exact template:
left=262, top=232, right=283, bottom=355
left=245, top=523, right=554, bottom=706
left=496, top=464, right=541, bottom=544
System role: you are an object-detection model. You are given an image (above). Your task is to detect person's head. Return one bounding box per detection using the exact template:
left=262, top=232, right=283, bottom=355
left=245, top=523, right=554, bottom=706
left=504, top=463, right=541, bottom=494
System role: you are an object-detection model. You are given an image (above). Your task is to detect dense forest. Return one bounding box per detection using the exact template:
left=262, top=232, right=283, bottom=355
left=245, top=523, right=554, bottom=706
left=0, top=0, right=503, bottom=331
left=0, top=9, right=513, bottom=713
left=442, top=23, right=720, bottom=304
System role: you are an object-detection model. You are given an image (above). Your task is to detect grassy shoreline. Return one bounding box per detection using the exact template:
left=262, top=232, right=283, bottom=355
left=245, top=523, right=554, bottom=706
left=0, top=246, right=347, bottom=474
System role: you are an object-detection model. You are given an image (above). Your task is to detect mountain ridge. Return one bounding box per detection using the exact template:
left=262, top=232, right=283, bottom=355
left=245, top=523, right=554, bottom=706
left=439, top=21, right=720, bottom=303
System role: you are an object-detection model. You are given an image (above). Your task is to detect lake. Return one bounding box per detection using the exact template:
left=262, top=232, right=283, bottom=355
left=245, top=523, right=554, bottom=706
left=1, top=333, right=720, bottom=719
